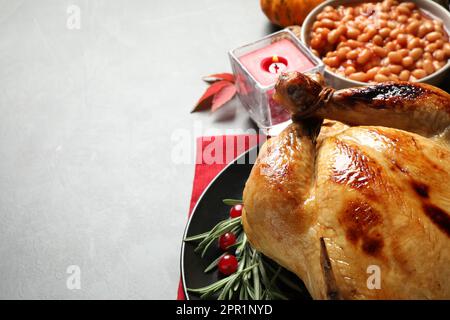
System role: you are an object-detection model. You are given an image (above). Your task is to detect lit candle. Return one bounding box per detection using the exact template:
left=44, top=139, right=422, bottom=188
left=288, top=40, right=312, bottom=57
left=239, top=39, right=315, bottom=86
left=262, top=55, right=288, bottom=74
left=229, top=29, right=323, bottom=135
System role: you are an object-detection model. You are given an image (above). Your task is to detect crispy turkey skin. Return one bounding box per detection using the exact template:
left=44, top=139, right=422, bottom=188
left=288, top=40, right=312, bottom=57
left=242, top=72, right=450, bottom=299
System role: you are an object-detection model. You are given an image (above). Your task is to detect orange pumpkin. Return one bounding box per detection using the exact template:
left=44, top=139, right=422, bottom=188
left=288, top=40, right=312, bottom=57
left=260, top=0, right=325, bottom=27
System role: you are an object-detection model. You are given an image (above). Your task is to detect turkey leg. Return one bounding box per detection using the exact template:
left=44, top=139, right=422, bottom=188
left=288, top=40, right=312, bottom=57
left=274, top=72, right=450, bottom=139
left=242, top=118, right=326, bottom=298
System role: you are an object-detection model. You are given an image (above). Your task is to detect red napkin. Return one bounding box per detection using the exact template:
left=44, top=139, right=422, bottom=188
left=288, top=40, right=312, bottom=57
left=177, top=134, right=262, bottom=300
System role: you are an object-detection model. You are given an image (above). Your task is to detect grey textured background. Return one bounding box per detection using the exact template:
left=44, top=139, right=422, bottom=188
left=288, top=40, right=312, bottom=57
left=0, top=0, right=273, bottom=299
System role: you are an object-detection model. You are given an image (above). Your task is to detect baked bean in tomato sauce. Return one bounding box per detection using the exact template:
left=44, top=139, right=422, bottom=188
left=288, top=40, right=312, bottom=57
left=310, top=0, right=450, bottom=82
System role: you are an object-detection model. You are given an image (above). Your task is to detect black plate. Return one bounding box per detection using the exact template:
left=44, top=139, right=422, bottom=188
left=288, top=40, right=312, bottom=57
left=180, top=147, right=311, bottom=300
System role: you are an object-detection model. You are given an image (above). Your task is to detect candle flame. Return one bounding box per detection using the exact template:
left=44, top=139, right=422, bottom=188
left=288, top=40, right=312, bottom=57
left=272, top=55, right=279, bottom=63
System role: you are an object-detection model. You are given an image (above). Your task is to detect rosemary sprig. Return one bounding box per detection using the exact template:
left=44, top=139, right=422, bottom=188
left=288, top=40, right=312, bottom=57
left=185, top=216, right=241, bottom=258
left=203, top=253, right=226, bottom=273
left=184, top=199, right=306, bottom=300
left=222, top=199, right=244, bottom=206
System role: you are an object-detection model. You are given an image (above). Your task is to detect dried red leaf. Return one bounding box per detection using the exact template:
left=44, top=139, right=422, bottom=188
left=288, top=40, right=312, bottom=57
left=211, top=83, right=237, bottom=112
left=191, top=80, right=231, bottom=113
left=202, top=73, right=235, bottom=84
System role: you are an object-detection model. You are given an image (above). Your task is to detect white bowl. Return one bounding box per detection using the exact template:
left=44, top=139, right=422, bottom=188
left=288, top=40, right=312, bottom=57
left=301, top=0, right=450, bottom=88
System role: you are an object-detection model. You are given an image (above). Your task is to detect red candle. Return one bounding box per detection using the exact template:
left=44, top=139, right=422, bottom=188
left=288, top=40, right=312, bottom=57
left=239, top=39, right=315, bottom=86
left=229, top=29, right=323, bottom=134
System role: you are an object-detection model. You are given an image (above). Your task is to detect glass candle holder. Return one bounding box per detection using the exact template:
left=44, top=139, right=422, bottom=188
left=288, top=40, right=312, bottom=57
left=229, top=28, right=324, bottom=135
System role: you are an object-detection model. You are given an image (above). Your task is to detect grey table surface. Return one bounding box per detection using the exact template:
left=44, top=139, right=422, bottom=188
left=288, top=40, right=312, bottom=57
left=0, top=0, right=275, bottom=299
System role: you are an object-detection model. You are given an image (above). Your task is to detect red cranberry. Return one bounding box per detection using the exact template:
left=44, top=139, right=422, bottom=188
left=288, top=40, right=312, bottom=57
left=218, top=254, right=238, bottom=275
left=219, top=232, right=236, bottom=250
left=230, top=204, right=243, bottom=218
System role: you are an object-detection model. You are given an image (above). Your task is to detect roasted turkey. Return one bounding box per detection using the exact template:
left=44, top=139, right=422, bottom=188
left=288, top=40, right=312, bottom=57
left=242, top=72, right=450, bottom=300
